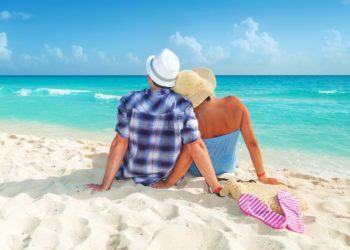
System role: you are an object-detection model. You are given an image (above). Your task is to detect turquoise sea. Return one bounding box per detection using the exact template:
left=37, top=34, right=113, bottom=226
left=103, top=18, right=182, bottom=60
left=0, top=76, right=349, bottom=177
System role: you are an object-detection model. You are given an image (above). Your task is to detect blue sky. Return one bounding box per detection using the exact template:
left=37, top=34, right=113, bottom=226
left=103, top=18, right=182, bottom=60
left=0, top=0, right=350, bottom=74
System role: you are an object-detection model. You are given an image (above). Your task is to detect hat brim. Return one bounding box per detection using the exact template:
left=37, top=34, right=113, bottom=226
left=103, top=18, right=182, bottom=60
left=187, top=89, right=212, bottom=108
left=146, top=55, right=176, bottom=88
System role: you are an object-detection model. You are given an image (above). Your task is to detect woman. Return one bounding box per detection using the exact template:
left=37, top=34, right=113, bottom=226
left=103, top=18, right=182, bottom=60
left=153, top=68, right=281, bottom=188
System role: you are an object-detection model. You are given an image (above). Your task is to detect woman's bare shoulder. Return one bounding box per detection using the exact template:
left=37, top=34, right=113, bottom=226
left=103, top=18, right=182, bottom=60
left=222, top=96, right=246, bottom=110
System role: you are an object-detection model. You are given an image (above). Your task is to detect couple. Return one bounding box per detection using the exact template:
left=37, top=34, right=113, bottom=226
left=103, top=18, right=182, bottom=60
left=85, top=48, right=281, bottom=195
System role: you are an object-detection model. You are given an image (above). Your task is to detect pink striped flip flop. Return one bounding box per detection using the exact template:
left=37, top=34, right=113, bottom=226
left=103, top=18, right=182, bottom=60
left=239, top=193, right=287, bottom=229
left=278, top=190, right=304, bottom=234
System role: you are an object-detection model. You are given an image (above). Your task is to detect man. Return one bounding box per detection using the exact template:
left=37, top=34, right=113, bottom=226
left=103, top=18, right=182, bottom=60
left=84, top=49, right=222, bottom=194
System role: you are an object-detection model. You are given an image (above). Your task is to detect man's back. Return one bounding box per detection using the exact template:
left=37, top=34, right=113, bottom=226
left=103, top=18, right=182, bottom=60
left=115, top=88, right=200, bottom=186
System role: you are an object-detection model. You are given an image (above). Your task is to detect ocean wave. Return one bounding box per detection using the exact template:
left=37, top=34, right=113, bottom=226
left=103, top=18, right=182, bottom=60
left=94, top=93, right=121, bottom=100
left=318, top=90, right=338, bottom=94
left=36, top=88, right=91, bottom=95
left=16, top=89, right=32, bottom=96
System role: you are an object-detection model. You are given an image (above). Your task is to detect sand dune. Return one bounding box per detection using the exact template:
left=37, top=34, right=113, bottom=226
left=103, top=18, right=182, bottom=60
left=0, top=133, right=349, bottom=250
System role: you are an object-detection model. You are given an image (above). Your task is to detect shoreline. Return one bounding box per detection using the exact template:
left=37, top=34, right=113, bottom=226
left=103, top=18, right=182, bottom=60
left=1, top=119, right=349, bottom=179
left=0, top=132, right=349, bottom=249
left=0, top=119, right=115, bottom=143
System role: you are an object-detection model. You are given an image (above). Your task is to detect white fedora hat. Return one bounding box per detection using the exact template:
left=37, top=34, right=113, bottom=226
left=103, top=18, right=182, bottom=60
left=146, top=48, right=180, bottom=88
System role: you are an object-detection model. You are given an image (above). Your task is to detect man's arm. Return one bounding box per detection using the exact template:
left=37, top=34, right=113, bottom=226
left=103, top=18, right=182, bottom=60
left=153, top=102, right=221, bottom=191
left=153, top=138, right=221, bottom=191
left=84, top=134, right=128, bottom=192
left=186, top=138, right=221, bottom=191
left=152, top=144, right=193, bottom=188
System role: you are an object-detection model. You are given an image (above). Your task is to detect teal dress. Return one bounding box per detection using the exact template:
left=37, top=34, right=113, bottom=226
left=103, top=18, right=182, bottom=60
left=189, top=130, right=240, bottom=176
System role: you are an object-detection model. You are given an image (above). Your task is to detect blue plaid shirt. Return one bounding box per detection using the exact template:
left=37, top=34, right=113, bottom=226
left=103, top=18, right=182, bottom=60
left=115, top=88, right=200, bottom=186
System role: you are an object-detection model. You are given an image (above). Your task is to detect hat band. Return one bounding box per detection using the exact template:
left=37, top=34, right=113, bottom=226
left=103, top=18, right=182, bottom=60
left=150, top=58, right=176, bottom=83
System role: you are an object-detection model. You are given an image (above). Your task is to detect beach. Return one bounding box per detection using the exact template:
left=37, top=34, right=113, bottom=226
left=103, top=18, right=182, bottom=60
left=0, top=75, right=349, bottom=249
left=2, top=0, right=350, bottom=248
left=0, top=132, right=349, bottom=249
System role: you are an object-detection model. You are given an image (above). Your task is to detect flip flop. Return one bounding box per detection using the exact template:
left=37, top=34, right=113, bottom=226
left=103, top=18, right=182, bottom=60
left=277, top=190, right=304, bottom=234
left=239, top=193, right=287, bottom=229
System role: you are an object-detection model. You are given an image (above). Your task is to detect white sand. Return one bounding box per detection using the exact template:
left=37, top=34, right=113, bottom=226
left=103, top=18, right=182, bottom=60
left=0, top=132, right=349, bottom=250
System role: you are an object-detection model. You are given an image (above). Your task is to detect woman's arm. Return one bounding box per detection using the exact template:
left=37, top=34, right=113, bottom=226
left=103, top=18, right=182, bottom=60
left=239, top=101, right=282, bottom=184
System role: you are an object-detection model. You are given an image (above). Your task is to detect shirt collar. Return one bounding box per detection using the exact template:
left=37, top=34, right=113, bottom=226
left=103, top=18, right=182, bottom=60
left=145, top=88, right=171, bottom=96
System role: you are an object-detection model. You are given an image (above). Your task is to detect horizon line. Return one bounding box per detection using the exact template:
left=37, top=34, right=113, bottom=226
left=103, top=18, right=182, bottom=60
left=1, top=74, right=350, bottom=77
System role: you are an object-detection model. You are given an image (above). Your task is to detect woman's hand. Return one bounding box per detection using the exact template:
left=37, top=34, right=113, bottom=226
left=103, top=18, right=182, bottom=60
left=152, top=180, right=173, bottom=189
left=83, top=184, right=109, bottom=193
left=258, top=176, right=284, bottom=185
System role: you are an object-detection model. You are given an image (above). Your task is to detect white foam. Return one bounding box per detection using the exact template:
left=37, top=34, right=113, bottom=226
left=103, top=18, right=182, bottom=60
left=36, top=88, right=90, bottom=95
left=94, top=93, right=121, bottom=101
left=318, top=90, right=338, bottom=94
left=16, top=89, right=32, bottom=96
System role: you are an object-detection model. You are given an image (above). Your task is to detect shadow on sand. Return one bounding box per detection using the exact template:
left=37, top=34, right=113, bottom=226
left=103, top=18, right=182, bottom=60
left=0, top=153, right=244, bottom=217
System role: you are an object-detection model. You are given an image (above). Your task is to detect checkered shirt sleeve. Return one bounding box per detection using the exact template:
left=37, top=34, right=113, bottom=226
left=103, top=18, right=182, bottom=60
left=181, top=105, right=200, bottom=144
left=115, top=96, right=130, bottom=138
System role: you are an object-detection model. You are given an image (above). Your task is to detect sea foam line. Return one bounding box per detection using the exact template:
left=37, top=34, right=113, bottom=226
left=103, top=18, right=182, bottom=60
left=318, top=90, right=338, bottom=94
left=36, top=88, right=91, bottom=95
left=94, top=93, right=121, bottom=100
left=16, top=89, right=32, bottom=96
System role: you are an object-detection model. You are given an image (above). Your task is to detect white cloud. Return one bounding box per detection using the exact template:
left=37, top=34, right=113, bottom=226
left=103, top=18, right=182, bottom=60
left=20, top=53, right=32, bottom=62
left=127, top=52, right=140, bottom=64
left=44, top=44, right=65, bottom=60
left=0, top=10, right=31, bottom=20
left=206, top=46, right=230, bottom=62
left=322, top=30, right=350, bottom=61
left=97, top=50, right=110, bottom=64
left=14, top=12, right=32, bottom=20
left=0, top=32, right=12, bottom=61
left=170, top=32, right=207, bottom=62
left=72, top=45, right=88, bottom=62
left=170, top=32, right=229, bottom=63
left=94, top=49, right=117, bottom=64
left=232, top=17, right=279, bottom=56
left=0, top=11, right=11, bottom=20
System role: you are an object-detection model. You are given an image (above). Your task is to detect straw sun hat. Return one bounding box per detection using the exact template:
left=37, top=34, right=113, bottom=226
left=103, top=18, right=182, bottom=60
left=172, top=68, right=217, bottom=108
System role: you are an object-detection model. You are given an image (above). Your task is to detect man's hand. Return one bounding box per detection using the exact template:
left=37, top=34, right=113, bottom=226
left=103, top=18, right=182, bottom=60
left=152, top=180, right=173, bottom=189
left=83, top=184, right=109, bottom=193
left=258, top=176, right=285, bottom=185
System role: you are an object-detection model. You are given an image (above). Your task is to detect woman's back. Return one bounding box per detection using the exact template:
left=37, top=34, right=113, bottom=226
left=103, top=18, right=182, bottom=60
left=188, top=96, right=244, bottom=176
left=194, top=96, right=243, bottom=138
